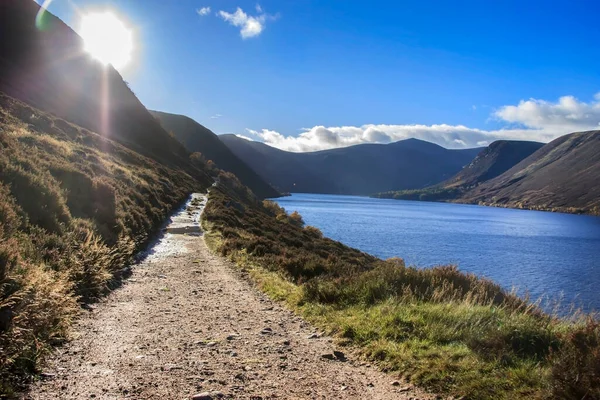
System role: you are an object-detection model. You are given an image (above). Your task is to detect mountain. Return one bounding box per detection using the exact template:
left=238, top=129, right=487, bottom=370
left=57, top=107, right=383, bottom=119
left=373, top=140, right=544, bottom=201
left=150, top=111, right=279, bottom=199
left=461, top=131, right=600, bottom=214
left=0, top=0, right=192, bottom=169
left=219, top=134, right=482, bottom=195
left=442, top=140, right=545, bottom=189
left=218, top=135, right=332, bottom=194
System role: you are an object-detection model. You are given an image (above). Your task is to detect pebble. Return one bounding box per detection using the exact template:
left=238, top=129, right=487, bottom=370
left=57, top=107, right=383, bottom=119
left=191, top=392, right=213, bottom=400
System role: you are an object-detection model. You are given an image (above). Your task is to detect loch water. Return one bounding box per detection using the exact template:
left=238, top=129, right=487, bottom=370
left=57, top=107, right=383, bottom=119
left=274, top=193, right=600, bottom=313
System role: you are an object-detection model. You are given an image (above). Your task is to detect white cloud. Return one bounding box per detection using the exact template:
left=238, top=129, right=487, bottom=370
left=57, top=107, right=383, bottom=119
left=196, top=6, right=211, bottom=16
left=243, top=93, right=600, bottom=152
left=217, top=6, right=276, bottom=39
left=494, top=94, right=600, bottom=132
left=235, top=134, right=254, bottom=141
left=210, top=113, right=223, bottom=119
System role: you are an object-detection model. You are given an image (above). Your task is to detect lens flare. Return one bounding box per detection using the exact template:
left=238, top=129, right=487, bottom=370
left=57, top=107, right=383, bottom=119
left=79, top=11, right=133, bottom=69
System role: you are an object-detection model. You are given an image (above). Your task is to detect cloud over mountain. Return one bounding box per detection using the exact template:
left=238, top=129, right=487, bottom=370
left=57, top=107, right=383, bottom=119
left=245, top=93, right=600, bottom=151
left=217, top=5, right=276, bottom=39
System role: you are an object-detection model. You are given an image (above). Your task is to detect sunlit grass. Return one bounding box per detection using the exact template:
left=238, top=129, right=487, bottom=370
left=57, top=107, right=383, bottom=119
left=0, top=93, right=209, bottom=395
left=203, top=177, right=600, bottom=400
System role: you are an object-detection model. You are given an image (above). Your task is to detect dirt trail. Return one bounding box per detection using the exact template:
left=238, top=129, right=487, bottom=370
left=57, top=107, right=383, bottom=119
left=24, top=194, right=433, bottom=400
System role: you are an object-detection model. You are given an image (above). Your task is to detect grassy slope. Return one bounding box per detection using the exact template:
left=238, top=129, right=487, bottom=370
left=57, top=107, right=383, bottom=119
left=203, top=176, right=600, bottom=400
left=0, top=94, right=211, bottom=395
left=0, top=0, right=192, bottom=170
left=374, top=140, right=544, bottom=203
left=462, top=131, right=600, bottom=215
left=150, top=111, right=280, bottom=199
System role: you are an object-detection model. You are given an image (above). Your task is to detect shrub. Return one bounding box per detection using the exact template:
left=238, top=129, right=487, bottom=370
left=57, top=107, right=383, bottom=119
left=0, top=161, right=71, bottom=234
left=550, top=319, right=600, bottom=399
left=304, top=225, right=323, bottom=238
left=288, top=211, right=304, bottom=227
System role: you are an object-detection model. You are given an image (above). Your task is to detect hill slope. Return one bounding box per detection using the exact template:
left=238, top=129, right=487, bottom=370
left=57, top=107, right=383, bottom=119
left=220, top=134, right=481, bottom=195
left=374, top=140, right=544, bottom=201
left=461, top=131, right=600, bottom=214
left=443, top=140, right=545, bottom=188
left=0, top=0, right=191, bottom=168
left=0, top=1, right=213, bottom=391
left=150, top=111, right=279, bottom=199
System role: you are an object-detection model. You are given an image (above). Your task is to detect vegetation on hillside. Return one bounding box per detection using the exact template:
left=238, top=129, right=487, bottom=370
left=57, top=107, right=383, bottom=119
left=462, top=131, right=600, bottom=216
left=203, top=176, right=600, bottom=400
left=374, top=187, right=463, bottom=202
left=151, top=111, right=280, bottom=199
left=374, top=140, right=544, bottom=204
left=0, top=94, right=211, bottom=395
left=219, top=134, right=481, bottom=195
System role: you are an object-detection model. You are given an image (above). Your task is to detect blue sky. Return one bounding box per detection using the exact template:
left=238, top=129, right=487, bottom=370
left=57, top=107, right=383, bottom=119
left=42, top=0, right=600, bottom=151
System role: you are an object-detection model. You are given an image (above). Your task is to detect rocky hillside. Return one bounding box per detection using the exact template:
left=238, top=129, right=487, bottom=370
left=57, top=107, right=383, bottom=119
left=220, top=134, right=481, bottom=195
left=374, top=140, right=544, bottom=201
left=151, top=111, right=279, bottom=199
left=462, top=131, right=600, bottom=214
left=443, top=140, right=544, bottom=188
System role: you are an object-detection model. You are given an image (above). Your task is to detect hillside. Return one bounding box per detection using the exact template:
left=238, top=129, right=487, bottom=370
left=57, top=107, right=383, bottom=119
left=201, top=173, right=600, bottom=400
left=0, top=1, right=214, bottom=393
left=0, top=0, right=191, bottom=169
left=442, top=140, right=544, bottom=188
left=150, top=111, right=279, bottom=199
left=374, top=140, right=544, bottom=201
left=461, top=131, right=600, bottom=214
left=220, top=134, right=482, bottom=195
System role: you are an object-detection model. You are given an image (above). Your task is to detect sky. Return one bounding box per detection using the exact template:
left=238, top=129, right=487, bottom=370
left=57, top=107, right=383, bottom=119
left=40, top=0, right=600, bottom=151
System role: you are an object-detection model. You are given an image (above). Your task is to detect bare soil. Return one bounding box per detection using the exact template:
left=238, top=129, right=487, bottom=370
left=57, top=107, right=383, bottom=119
left=23, top=195, right=433, bottom=400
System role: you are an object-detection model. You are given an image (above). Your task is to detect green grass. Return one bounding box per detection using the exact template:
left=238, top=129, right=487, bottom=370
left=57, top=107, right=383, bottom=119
left=0, top=93, right=211, bottom=394
left=373, top=186, right=463, bottom=202
left=203, top=176, right=600, bottom=400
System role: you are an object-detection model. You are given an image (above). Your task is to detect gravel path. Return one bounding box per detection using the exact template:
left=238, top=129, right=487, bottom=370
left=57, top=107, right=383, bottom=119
left=24, top=194, right=433, bottom=400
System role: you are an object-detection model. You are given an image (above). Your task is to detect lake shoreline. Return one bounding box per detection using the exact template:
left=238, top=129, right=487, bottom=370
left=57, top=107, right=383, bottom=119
left=274, top=193, right=600, bottom=314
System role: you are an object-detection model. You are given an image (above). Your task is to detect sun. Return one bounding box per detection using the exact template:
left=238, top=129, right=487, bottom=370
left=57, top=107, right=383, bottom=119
left=79, top=11, right=133, bottom=69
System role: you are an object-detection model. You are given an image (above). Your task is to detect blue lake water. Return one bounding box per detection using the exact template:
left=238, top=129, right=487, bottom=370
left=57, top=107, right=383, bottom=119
left=274, top=193, right=600, bottom=313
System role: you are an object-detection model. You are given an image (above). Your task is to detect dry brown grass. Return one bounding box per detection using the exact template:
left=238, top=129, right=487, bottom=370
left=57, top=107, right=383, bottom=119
left=0, top=93, right=211, bottom=395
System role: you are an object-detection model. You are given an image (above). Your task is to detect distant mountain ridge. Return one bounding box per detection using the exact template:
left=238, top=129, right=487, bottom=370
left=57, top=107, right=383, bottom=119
left=443, top=140, right=545, bottom=188
left=462, top=131, right=600, bottom=214
left=150, top=111, right=280, bottom=199
left=219, top=134, right=482, bottom=195
left=373, top=140, right=544, bottom=201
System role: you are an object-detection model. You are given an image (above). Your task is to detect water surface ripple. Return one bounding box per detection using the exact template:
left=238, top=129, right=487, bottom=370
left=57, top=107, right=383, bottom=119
left=274, top=193, right=600, bottom=313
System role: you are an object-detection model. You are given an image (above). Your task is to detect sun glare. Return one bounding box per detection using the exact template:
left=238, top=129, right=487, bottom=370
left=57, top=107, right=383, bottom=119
left=79, top=11, right=133, bottom=69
